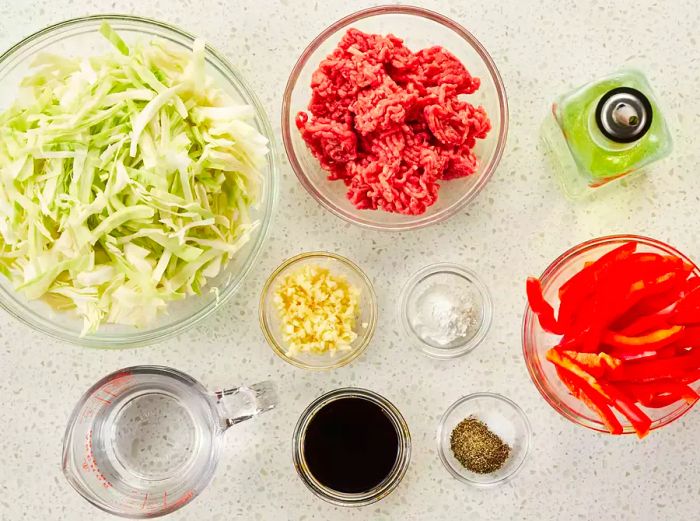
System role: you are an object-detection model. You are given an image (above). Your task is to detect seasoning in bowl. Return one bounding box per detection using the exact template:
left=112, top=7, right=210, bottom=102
left=410, top=281, right=478, bottom=347
left=274, top=264, right=361, bottom=356
left=450, top=417, right=511, bottom=474
left=296, top=28, right=490, bottom=215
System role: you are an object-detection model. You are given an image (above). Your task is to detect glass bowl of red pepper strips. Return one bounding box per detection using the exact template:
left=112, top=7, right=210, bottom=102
left=522, top=235, right=700, bottom=438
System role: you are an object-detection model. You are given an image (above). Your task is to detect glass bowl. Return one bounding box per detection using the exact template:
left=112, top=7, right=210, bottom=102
left=437, top=392, right=531, bottom=487
left=0, top=15, right=278, bottom=348
left=259, top=252, right=377, bottom=370
left=281, top=5, right=508, bottom=231
left=522, top=235, right=700, bottom=435
left=399, top=263, right=492, bottom=358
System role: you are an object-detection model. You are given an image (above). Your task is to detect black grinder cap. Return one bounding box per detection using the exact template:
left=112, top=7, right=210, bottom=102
left=595, top=86, right=653, bottom=143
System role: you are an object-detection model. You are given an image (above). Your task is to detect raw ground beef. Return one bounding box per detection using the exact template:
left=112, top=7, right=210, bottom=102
left=296, top=28, right=491, bottom=215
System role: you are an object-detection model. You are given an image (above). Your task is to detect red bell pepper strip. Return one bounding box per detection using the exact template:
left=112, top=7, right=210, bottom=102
left=607, top=345, right=680, bottom=362
left=617, top=309, right=673, bottom=336
left=556, top=293, right=578, bottom=332
left=582, top=325, right=604, bottom=355
left=609, top=396, right=652, bottom=438
left=557, top=243, right=638, bottom=329
left=555, top=367, right=623, bottom=435
left=558, top=242, right=637, bottom=300
left=643, top=394, right=682, bottom=408
left=680, top=369, right=700, bottom=384
left=661, top=254, right=690, bottom=271
left=608, top=348, right=700, bottom=382
left=561, top=350, right=621, bottom=378
left=558, top=292, right=598, bottom=350
left=604, top=253, right=682, bottom=290
left=561, top=253, right=676, bottom=341
left=547, top=349, right=651, bottom=437
left=602, top=325, right=684, bottom=351
left=603, top=271, right=686, bottom=330
left=620, top=381, right=699, bottom=407
left=614, top=269, right=695, bottom=334
left=670, top=285, right=700, bottom=325
left=572, top=266, right=684, bottom=354
left=623, top=276, right=700, bottom=319
left=671, top=306, right=700, bottom=326
left=678, top=327, right=700, bottom=348
left=547, top=349, right=611, bottom=397
left=526, top=277, right=563, bottom=335
left=556, top=329, right=588, bottom=351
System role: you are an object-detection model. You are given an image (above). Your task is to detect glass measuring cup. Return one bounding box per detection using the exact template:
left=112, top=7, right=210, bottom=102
left=62, top=366, right=277, bottom=518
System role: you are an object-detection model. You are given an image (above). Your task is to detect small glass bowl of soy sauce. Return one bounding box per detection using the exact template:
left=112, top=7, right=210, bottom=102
left=292, top=388, right=411, bottom=506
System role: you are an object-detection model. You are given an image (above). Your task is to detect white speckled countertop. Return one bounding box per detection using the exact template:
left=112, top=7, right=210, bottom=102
left=1, top=1, right=699, bottom=519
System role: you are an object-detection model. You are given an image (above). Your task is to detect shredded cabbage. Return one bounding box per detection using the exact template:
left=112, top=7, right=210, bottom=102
left=0, top=23, right=268, bottom=335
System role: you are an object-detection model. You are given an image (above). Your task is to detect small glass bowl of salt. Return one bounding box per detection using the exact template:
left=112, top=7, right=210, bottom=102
left=399, top=263, right=493, bottom=358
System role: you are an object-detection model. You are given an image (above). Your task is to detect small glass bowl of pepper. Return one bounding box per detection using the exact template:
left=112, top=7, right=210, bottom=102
left=436, top=392, right=531, bottom=486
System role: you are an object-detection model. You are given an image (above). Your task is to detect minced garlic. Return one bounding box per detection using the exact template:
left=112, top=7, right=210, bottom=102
left=273, top=264, right=360, bottom=356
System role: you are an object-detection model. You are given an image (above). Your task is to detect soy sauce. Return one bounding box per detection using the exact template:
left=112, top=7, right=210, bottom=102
left=303, top=397, right=399, bottom=494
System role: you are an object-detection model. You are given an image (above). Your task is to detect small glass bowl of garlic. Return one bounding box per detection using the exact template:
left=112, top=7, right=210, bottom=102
left=259, top=251, right=377, bottom=370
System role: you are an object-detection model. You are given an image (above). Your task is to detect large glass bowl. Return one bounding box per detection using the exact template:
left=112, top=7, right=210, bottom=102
left=0, top=15, right=278, bottom=348
left=522, top=235, right=700, bottom=435
left=281, top=5, right=508, bottom=231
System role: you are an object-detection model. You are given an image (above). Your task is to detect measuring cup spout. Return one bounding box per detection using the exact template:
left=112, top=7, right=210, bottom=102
left=214, top=381, right=278, bottom=429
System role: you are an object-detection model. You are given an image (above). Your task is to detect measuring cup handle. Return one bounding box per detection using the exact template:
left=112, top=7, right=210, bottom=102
left=214, top=381, right=278, bottom=429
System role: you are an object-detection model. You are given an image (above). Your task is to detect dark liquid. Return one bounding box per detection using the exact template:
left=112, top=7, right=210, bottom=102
left=303, top=397, right=399, bottom=494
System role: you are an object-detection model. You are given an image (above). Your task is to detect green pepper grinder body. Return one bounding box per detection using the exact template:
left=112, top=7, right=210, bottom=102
left=542, top=69, right=672, bottom=199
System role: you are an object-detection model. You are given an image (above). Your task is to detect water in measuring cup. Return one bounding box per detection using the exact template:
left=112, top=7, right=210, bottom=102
left=86, top=375, right=220, bottom=500
left=109, top=392, right=196, bottom=479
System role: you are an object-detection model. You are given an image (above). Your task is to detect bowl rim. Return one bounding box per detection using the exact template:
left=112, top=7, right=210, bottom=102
left=258, top=251, right=378, bottom=370
left=0, top=14, right=279, bottom=349
left=522, top=234, right=700, bottom=435
left=280, top=4, right=509, bottom=231
left=436, top=392, right=531, bottom=487
left=398, top=262, right=493, bottom=359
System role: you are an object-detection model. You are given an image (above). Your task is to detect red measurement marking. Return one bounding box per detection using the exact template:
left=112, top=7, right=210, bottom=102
left=91, top=373, right=136, bottom=408
left=163, top=491, right=168, bottom=508
left=82, top=430, right=112, bottom=488
left=172, top=490, right=195, bottom=509
left=141, top=493, right=149, bottom=510
left=79, top=407, right=95, bottom=423
left=101, top=388, right=119, bottom=398
left=111, top=371, right=133, bottom=381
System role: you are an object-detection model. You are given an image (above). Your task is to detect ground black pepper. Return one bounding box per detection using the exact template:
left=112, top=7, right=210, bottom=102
left=450, top=416, right=511, bottom=474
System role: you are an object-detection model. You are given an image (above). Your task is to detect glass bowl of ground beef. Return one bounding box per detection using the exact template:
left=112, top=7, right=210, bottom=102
left=282, top=5, right=508, bottom=231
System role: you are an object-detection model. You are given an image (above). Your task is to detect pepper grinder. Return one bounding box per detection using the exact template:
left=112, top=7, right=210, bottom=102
left=542, top=69, right=672, bottom=199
